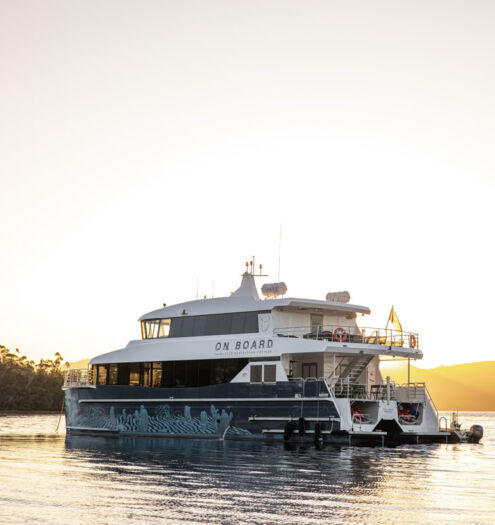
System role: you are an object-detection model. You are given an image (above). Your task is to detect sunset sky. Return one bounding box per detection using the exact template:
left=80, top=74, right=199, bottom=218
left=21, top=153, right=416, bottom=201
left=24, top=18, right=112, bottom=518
left=1, top=1, right=494, bottom=367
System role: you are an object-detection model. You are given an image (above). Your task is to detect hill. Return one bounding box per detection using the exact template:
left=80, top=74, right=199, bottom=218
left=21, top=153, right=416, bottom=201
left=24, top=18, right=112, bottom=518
left=381, top=360, right=495, bottom=411
left=68, top=358, right=90, bottom=369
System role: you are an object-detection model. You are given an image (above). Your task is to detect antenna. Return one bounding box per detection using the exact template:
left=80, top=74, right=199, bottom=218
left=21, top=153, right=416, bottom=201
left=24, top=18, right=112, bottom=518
left=245, top=257, right=267, bottom=277
left=277, top=224, right=282, bottom=281
left=196, top=278, right=199, bottom=300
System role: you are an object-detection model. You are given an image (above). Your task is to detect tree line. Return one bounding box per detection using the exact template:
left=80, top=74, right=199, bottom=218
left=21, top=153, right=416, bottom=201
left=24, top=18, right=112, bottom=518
left=0, top=345, right=68, bottom=411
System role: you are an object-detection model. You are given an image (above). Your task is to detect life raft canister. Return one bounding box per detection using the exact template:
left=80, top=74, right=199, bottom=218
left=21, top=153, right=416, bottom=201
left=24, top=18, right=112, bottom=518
left=410, top=334, right=417, bottom=348
left=333, top=327, right=348, bottom=342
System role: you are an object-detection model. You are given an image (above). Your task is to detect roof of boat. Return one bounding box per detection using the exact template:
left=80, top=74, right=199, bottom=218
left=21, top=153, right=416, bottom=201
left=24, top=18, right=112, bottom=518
left=139, top=296, right=370, bottom=320
left=139, top=273, right=370, bottom=320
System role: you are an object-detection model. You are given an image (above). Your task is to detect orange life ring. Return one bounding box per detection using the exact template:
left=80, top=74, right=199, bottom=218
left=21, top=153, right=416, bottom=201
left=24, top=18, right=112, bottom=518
left=410, top=334, right=417, bottom=348
left=334, top=327, right=348, bottom=342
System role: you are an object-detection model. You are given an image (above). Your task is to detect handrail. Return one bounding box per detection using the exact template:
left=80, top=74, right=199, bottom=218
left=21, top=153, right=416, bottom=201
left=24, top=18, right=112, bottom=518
left=395, top=383, right=426, bottom=403
left=273, top=324, right=419, bottom=349
left=425, top=385, right=439, bottom=421
left=64, top=368, right=95, bottom=387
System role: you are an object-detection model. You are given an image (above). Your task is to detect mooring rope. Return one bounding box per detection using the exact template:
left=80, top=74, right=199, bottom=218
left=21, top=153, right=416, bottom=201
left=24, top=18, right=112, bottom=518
left=55, top=397, right=65, bottom=433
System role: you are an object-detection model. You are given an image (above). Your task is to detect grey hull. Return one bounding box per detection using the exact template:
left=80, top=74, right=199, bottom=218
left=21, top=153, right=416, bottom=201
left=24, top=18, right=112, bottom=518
left=64, top=381, right=340, bottom=441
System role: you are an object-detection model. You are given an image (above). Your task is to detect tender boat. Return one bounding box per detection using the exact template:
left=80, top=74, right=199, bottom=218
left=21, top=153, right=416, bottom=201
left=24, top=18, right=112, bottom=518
left=63, top=261, right=483, bottom=446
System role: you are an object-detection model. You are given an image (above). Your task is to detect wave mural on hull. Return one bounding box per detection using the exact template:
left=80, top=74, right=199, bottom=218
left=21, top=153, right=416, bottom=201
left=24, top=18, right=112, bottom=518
left=65, top=391, right=251, bottom=436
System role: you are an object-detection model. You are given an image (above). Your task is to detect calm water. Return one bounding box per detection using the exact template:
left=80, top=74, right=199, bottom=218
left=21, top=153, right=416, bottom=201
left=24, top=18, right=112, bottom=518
left=0, top=413, right=494, bottom=525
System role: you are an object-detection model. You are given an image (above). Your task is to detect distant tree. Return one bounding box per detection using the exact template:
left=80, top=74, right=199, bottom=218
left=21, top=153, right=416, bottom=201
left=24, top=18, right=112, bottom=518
left=0, top=345, right=65, bottom=411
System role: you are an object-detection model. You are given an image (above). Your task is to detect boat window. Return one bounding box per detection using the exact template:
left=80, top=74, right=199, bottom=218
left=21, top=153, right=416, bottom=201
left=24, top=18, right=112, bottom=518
left=231, top=312, right=246, bottom=333
left=102, top=359, right=248, bottom=388
left=186, top=361, right=199, bottom=387
left=181, top=316, right=195, bottom=337
left=152, top=362, right=162, bottom=387
left=141, top=320, right=160, bottom=339
left=193, top=315, right=207, bottom=335
left=159, top=319, right=170, bottom=338
left=174, top=361, right=186, bottom=387
left=117, top=363, right=130, bottom=385
left=108, top=364, right=118, bottom=385
left=129, top=363, right=140, bottom=386
left=264, top=364, right=276, bottom=383
left=142, top=362, right=151, bottom=387
left=250, top=365, right=262, bottom=383
left=310, top=314, right=323, bottom=334
left=197, top=359, right=211, bottom=386
left=140, top=311, right=269, bottom=340
left=97, top=365, right=108, bottom=385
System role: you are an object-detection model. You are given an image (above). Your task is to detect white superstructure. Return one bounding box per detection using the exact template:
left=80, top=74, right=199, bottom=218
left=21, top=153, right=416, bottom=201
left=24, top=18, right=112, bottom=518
left=64, top=261, right=483, bottom=445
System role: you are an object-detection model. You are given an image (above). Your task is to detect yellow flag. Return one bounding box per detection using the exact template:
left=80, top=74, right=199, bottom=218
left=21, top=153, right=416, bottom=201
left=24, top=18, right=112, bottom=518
left=387, top=306, right=402, bottom=332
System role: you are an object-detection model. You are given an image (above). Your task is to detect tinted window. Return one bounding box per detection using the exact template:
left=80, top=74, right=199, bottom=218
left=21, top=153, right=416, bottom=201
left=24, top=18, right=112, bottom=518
left=181, top=316, right=195, bottom=337
left=129, top=363, right=140, bottom=386
left=174, top=361, right=186, bottom=387
left=108, top=359, right=248, bottom=387
left=117, top=364, right=130, bottom=385
left=162, top=362, right=174, bottom=388
left=97, top=365, right=108, bottom=385
left=250, top=365, right=262, bottom=383
left=169, top=317, right=183, bottom=337
left=204, top=314, right=232, bottom=336
left=152, top=362, right=162, bottom=388
left=142, top=362, right=151, bottom=387
left=264, top=364, right=276, bottom=382
left=193, top=315, right=207, bottom=336
left=198, top=360, right=211, bottom=386
left=108, top=364, right=118, bottom=385
left=231, top=312, right=246, bottom=333
left=244, top=312, right=259, bottom=333
left=186, top=360, right=199, bottom=387
left=143, top=311, right=269, bottom=339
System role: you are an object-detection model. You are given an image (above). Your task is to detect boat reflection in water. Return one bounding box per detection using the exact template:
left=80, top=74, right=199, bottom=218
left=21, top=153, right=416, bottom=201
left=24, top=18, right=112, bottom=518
left=1, top=411, right=493, bottom=525
left=63, top=429, right=495, bottom=525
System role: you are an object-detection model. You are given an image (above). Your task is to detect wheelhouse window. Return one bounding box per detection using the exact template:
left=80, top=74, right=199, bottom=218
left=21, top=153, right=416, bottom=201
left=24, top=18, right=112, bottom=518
left=141, top=319, right=160, bottom=339
left=141, top=319, right=171, bottom=339
left=159, top=319, right=170, bottom=337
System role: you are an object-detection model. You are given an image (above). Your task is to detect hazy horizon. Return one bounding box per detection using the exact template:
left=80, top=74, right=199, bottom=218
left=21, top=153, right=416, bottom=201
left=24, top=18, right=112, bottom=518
left=1, top=1, right=494, bottom=367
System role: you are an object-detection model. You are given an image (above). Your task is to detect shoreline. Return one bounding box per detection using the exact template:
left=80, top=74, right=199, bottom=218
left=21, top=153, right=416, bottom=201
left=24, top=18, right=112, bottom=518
left=0, top=410, right=61, bottom=416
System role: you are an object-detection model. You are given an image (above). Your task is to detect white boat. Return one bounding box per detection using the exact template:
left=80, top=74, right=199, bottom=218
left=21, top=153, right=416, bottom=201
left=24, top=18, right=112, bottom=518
left=63, top=261, right=483, bottom=445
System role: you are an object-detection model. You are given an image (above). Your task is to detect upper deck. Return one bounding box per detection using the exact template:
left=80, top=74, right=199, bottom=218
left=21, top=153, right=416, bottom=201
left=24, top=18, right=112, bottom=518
left=89, top=272, right=421, bottom=366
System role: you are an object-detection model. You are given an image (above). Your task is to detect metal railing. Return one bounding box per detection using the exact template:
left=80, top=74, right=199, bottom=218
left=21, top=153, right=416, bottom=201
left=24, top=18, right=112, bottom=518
left=425, top=384, right=439, bottom=420
left=328, top=377, right=398, bottom=401
left=273, top=324, right=419, bottom=349
left=395, top=382, right=427, bottom=403
left=63, top=368, right=95, bottom=387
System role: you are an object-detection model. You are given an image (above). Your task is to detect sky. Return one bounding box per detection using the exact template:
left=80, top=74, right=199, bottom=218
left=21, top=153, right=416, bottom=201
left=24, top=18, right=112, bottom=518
left=1, top=1, right=494, bottom=368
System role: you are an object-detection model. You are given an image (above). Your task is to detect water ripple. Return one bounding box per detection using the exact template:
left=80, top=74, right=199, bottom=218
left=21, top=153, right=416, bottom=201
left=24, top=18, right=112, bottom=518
left=0, top=412, right=494, bottom=524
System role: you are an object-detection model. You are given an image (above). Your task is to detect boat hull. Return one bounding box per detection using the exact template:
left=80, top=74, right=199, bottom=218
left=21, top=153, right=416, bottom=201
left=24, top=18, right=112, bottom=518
left=64, top=381, right=341, bottom=441
left=63, top=383, right=480, bottom=445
